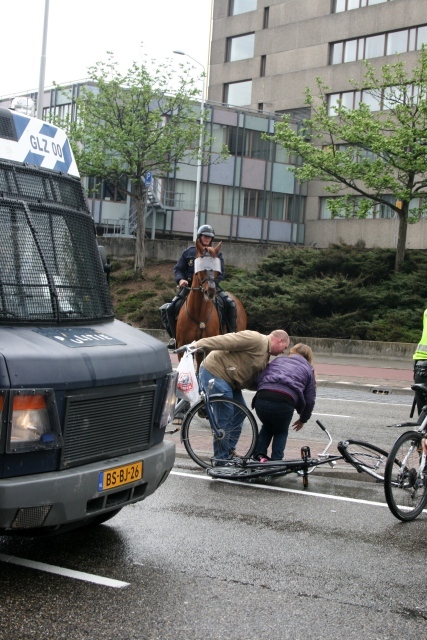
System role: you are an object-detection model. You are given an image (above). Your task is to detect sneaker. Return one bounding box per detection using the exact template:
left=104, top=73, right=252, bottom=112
left=167, top=338, right=176, bottom=350
left=213, top=459, right=234, bottom=467
left=254, top=453, right=270, bottom=462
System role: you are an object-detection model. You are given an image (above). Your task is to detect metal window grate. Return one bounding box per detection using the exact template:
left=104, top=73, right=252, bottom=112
left=61, top=387, right=155, bottom=468
left=0, top=165, right=114, bottom=324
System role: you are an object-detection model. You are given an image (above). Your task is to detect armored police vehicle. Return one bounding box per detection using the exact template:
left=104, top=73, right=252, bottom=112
left=0, top=106, right=176, bottom=534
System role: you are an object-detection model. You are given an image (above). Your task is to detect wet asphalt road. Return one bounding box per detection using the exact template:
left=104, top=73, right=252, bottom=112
left=1, top=389, right=426, bottom=640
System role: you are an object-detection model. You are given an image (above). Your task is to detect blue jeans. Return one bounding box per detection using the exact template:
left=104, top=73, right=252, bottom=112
left=253, top=397, right=295, bottom=460
left=199, top=366, right=246, bottom=460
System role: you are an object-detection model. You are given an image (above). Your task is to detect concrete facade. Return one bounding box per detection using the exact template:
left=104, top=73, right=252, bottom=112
left=209, top=0, right=427, bottom=249
left=209, top=0, right=425, bottom=111
left=100, top=236, right=284, bottom=269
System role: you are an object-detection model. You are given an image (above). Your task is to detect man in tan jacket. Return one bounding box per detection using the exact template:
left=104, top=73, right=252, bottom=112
left=194, top=329, right=290, bottom=463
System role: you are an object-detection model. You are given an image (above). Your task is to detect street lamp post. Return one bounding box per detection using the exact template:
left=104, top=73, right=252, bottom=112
left=37, top=0, right=50, bottom=120
left=173, top=50, right=206, bottom=241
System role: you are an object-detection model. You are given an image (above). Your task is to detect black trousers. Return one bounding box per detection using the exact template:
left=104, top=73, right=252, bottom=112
left=414, top=360, right=427, bottom=414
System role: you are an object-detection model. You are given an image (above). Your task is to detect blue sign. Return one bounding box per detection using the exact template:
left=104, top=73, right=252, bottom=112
left=145, top=171, right=152, bottom=186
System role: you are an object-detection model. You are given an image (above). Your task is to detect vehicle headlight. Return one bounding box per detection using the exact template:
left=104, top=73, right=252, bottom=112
left=159, top=372, right=178, bottom=430
left=7, top=390, right=62, bottom=453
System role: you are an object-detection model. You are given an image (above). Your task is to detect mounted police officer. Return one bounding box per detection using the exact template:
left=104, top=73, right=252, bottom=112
left=160, top=225, right=237, bottom=349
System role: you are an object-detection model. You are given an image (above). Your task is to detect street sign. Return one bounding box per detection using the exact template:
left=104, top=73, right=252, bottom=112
left=145, top=171, right=152, bottom=186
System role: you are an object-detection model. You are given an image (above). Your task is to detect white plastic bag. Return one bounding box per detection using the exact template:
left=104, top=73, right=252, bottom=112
left=176, top=351, right=199, bottom=404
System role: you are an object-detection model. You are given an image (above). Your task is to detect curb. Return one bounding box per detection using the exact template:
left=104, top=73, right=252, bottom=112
left=316, top=380, right=413, bottom=396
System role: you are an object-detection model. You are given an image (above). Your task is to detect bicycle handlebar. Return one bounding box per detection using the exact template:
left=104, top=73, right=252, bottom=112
left=173, top=344, right=200, bottom=355
left=316, top=419, right=327, bottom=432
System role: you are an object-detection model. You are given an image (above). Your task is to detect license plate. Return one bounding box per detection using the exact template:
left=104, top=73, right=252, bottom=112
left=98, top=461, right=143, bottom=491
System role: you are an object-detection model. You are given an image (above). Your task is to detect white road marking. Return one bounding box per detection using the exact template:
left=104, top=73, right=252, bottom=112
left=171, top=470, right=388, bottom=507
left=313, top=412, right=353, bottom=418
left=173, top=471, right=427, bottom=515
left=316, top=396, right=412, bottom=406
left=0, top=553, right=129, bottom=588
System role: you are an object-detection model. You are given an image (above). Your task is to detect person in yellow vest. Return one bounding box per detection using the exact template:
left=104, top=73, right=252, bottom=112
left=413, top=308, right=427, bottom=414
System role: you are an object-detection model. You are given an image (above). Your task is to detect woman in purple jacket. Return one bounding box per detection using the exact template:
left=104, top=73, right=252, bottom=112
left=253, top=343, right=316, bottom=461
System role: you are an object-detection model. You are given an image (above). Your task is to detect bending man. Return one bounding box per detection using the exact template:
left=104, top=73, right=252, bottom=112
left=193, top=329, right=290, bottom=463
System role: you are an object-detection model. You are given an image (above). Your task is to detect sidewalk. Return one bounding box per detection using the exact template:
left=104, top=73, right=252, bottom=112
left=170, top=351, right=414, bottom=395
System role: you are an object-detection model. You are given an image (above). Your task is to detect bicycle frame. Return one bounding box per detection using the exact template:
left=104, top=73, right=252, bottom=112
left=208, top=420, right=343, bottom=487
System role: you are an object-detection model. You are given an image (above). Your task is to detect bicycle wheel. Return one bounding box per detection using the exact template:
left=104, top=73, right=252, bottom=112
left=384, top=431, right=427, bottom=522
left=337, top=440, right=389, bottom=481
left=181, top=398, right=258, bottom=469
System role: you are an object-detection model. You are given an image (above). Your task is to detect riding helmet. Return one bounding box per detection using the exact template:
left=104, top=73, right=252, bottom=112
left=197, top=224, right=215, bottom=238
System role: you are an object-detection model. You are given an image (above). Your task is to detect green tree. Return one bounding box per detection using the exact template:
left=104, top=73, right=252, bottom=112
left=68, top=52, right=212, bottom=270
left=268, top=47, right=427, bottom=272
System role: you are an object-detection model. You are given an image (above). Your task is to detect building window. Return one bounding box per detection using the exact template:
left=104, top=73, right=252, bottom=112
left=87, top=176, right=127, bottom=202
left=323, top=143, right=378, bottom=162
left=328, top=90, right=383, bottom=114
left=201, top=184, right=223, bottom=214
left=334, top=0, right=393, bottom=12
left=260, top=55, right=266, bottom=77
left=227, top=126, right=296, bottom=163
left=258, top=102, right=264, bottom=112
left=250, top=130, right=271, bottom=160
left=263, top=7, right=269, bottom=29
left=386, top=29, right=409, bottom=56
left=229, top=0, right=257, bottom=16
left=227, top=127, right=272, bottom=160
left=224, top=80, right=252, bottom=107
left=320, top=196, right=395, bottom=219
left=226, top=33, right=255, bottom=62
left=209, top=123, right=228, bottom=153
left=331, top=25, right=427, bottom=64
left=228, top=126, right=246, bottom=156
left=270, top=193, right=286, bottom=220
left=274, top=144, right=296, bottom=165
left=175, top=180, right=196, bottom=210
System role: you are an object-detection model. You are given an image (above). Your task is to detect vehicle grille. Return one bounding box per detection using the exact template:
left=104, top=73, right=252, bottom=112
left=61, top=385, right=155, bottom=468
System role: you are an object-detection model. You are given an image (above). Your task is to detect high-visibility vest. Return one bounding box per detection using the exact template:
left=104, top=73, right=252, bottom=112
left=413, top=309, right=427, bottom=361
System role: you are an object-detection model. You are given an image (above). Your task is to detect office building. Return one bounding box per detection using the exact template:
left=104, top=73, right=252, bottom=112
left=208, top=0, right=427, bottom=249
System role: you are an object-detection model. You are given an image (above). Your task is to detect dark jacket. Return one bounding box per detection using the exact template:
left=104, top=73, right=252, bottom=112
left=255, top=354, right=316, bottom=423
left=174, top=246, right=225, bottom=285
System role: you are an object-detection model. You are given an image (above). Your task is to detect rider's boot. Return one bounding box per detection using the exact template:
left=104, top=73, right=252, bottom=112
left=226, top=296, right=237, bottom=333
left=160, top=303, right=173, bottom=340
left=167, top=300, right=177, bottom=349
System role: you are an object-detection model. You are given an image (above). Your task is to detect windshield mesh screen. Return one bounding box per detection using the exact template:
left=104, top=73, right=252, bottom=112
left=0, top=166, right=114, bottom=324
left=0, top=161, right=88, bottom=210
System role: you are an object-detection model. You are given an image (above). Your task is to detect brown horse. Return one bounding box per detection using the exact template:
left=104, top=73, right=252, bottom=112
left=176, top=239, right=247, bottom=371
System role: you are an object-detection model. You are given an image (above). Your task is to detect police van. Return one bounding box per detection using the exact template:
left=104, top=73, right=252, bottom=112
left=0, top=106, right=176, bottom=534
